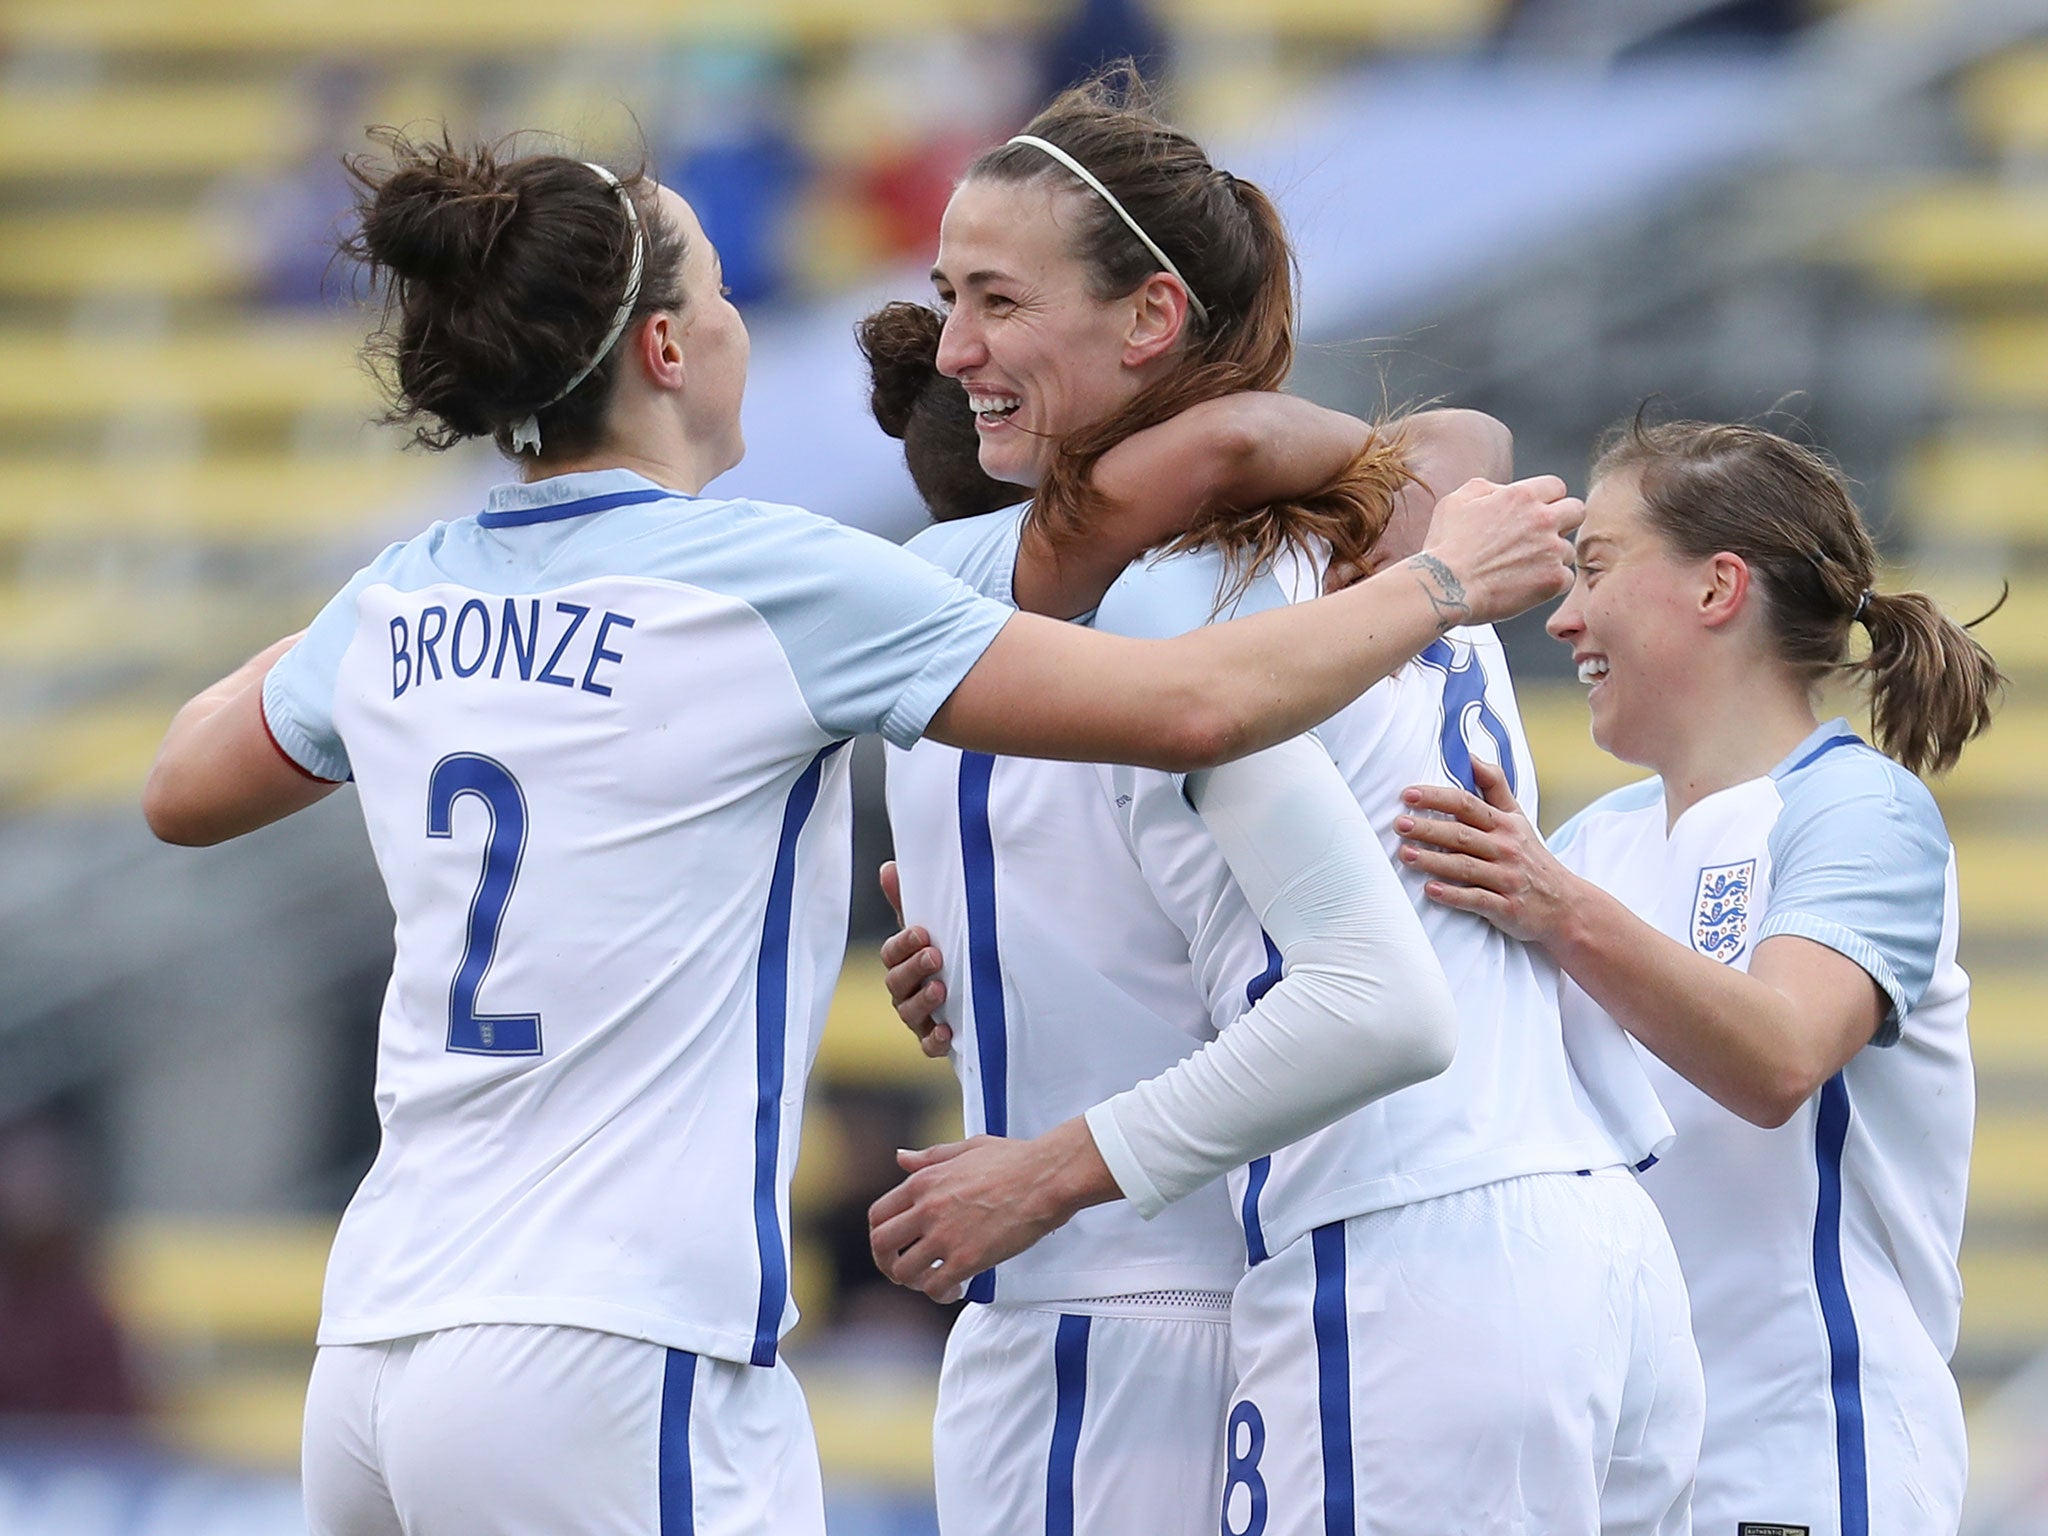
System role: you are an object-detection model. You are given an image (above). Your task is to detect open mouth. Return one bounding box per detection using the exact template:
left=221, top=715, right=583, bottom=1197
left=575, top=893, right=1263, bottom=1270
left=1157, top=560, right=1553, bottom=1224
left=1576, top=655, right=1610, bottom=687
left=970, top=394, right=1021, bottom=428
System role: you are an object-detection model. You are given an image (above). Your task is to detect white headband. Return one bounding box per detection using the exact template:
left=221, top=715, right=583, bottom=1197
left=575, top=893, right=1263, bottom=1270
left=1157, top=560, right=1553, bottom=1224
left=510, top=161, right=648, bottom=455
left=1006, top=133, right=1210, bottom=329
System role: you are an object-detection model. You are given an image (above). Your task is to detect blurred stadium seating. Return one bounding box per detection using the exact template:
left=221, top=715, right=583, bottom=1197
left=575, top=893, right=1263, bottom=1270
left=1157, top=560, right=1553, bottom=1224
left=2, top=2, right=2045, bottom=1533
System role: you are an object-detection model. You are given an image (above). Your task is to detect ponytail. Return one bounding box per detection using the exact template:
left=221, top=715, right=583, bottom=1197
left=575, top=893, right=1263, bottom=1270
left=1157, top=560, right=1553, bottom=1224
left=1858, top=588, right=2004, bottom=776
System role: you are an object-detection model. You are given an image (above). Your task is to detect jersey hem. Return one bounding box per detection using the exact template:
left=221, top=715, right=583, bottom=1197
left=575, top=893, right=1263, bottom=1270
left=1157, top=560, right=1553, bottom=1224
left=1755, top=911, right=1908, bottom=1044
left=877, top=607, right=1011, bottom=748
left=978, top=1261, right=1247, bottom=1306
left=260, top=670, right=351, bottom=783
left=1252, top=1141, right=1632, bottom=1259
left=316, top=1299, right=772, bottom=1367
left=981, top=1292, right=1233, bottom=1321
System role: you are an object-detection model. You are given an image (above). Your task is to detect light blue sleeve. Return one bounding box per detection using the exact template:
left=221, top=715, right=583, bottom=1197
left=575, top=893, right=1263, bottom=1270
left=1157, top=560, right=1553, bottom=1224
left=902, top=506, right=1028, bottom=606
left=1093, top=546, right=1290, bottom=640
left=261, top=539, right=412, bottom=782
left=682, top=501, right=1013, bottom=748
left=1759, top=748, right=1951, bottom=1046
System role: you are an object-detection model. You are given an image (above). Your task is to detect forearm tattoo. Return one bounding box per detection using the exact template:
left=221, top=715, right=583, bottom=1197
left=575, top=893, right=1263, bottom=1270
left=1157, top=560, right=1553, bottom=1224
left=1405, top=552, right=1470, bottom=633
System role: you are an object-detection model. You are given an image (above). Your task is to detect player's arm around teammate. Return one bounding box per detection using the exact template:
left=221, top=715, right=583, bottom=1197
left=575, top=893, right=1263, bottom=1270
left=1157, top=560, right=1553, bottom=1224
left=880, top=395, right=1512, bottom=1054
left=1398, top=417, right=2001, bottom=1536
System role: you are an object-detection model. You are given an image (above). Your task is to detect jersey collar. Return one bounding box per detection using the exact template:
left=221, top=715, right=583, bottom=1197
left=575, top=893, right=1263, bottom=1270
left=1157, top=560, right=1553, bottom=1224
left=478, top=468, right=689, bottom=529
left=1771, top=717, right=1863, bottom=780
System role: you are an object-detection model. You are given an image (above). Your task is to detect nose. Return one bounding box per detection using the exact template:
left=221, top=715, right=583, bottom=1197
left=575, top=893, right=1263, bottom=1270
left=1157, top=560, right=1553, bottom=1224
left=936, top=304, right=984, bottom=379
left=1546, top=582, right=1583, bottom=645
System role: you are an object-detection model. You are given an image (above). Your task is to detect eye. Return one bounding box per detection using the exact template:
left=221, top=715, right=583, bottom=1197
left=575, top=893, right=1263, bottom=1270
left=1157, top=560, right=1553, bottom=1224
left=983, top=292, right=1016, bottom=313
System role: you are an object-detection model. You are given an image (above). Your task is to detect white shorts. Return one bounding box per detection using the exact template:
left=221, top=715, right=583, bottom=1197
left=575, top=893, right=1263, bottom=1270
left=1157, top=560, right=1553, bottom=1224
left=934, top=1293, right=1234, bottom=1536
left=1227, top=1169, right=1704, bottom=1536
left=302, top=1323, right=826, bottom=1536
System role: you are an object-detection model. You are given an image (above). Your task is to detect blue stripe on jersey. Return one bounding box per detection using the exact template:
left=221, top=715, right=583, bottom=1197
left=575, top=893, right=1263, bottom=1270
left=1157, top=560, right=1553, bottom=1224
left=1046, top=1315, right=1091, bottom=1536
left=958, top=750, right=1008, bottom=1306
left=1241, top=934, right=1285, bottom=1267
left=476, top=486, right=678, bottom=528
left=1812, top=1072, right=1869, bottom=1536
left=1311, top=1222, right=1355, bottom=1536
left=749, top=741, right=846, bottom=1366
left=1241, top=1158, right=1274, bottom=1268
left=658, top=1349, right=695, bottom=1536
left=1784, top=733, right=1862, bottom=777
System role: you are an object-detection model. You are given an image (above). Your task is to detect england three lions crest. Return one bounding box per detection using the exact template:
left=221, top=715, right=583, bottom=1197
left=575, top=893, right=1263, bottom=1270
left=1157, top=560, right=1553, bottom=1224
left=1691, top=859, right=1756, bottom=962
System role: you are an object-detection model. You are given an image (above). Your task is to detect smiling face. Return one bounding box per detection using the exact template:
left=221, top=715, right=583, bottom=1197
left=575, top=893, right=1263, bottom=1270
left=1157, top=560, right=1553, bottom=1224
left=656, top=185, right=750, bottom=476
left=1546, top=469, right=1721, bottom=771
left=929, top=176, right=1161, bottom=488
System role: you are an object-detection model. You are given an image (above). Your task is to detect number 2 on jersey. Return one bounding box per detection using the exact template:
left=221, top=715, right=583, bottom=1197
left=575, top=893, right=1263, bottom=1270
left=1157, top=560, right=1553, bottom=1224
left=1418, top=637, right=1517, bottom=798
left=426, top=752, right=542, bottom=1057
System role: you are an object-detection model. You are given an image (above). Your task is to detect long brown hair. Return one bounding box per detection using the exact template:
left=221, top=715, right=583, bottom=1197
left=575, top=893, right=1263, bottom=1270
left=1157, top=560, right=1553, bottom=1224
left=342, top=127, right=687, bottom=460
left=964, top=67, right=1408, bottom=592
left=1593, top=416, right=2004, bottom=776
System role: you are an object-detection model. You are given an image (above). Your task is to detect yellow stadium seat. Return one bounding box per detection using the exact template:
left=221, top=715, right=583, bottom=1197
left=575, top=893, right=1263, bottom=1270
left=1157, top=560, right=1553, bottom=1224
left=1902, top=436, right=2048, bottom=548
left=1969, top=1113, right=2048, bottom=1225
left=1945, top=314, right=2048, bottom=412
left=1850, top=183, right=2048, bottom=295
left=0, top=324, right=378, bottom=425
left=106, top=1215, right=333, bottom=1346
left=0, top=0, right=1057, bottom=53
left=804, top=1362, right=940, bottom=1480
left=0, top=701, right=182, bottom=809
left=1157, top=0, right=1504, bottom=45
left=1970, top=969, right=2048, bottom=1077
left=1939, top=701, right=2048, bottom=802
left=1960, top=1246, right=2048, bottom=1354
left=0, top=453, right=464, bottom=542
left=0, top=210, right=258, bottom=301
left=816, top=950, right=956, bottom=1089
left=1962, top=45, right=2048, bottom=160
left=0, top=83, right=315, bottom=181
left=1955, top=832, right=2048, bottom=938
left=156, top=1364, right=311, bottom=1471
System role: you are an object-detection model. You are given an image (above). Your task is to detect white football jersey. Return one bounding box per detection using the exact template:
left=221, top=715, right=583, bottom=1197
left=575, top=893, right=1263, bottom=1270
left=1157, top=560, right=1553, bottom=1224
left=1093, top=548, right=1669, bottom=1265
left=885, top=507, right=1246, bottom=1303
left=1549, top=722, right=1971, bottom=1536
left=262, top=469, right=1011, bottom=1368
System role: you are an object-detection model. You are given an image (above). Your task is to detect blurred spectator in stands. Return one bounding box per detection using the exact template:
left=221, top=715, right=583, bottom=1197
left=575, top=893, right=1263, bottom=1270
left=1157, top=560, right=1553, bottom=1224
left=797, top=31, right=1039, bottom=292
left=0, top=1115, right=139, bottom=1424
left=1496, top=0, right=1812, bottom=59
left=662, top=44, right=806, bottom=308
left=1041, top=0, right=1170, bottom=100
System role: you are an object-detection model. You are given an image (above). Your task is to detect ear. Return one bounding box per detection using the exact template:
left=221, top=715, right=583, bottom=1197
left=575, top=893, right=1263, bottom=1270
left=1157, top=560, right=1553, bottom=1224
left=636, top=312, right=686, bottom=393
left=1698, top=551, right=1751, bottom=630
left=1121, top=274, right=1192, bottom=368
